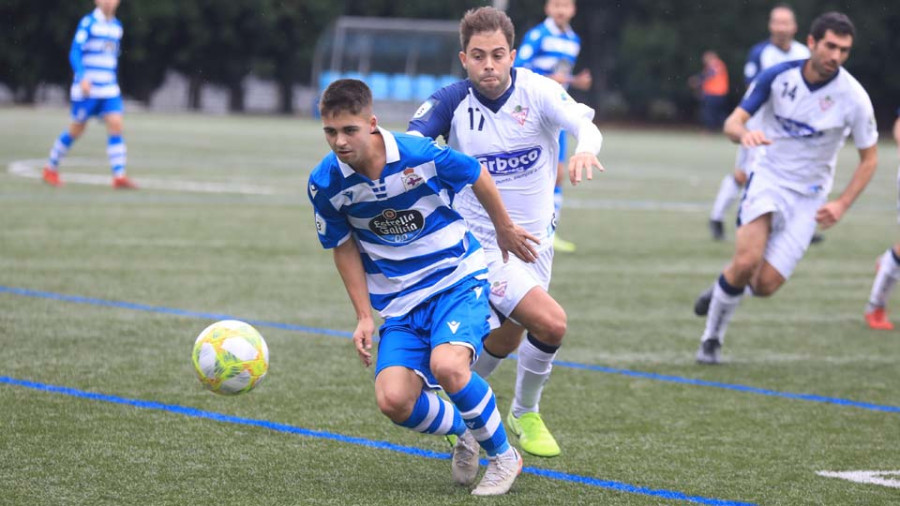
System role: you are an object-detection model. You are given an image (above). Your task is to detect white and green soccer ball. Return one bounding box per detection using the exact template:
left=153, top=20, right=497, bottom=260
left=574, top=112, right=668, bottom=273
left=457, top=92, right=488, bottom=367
left=192, top=320, right=269, bottom=395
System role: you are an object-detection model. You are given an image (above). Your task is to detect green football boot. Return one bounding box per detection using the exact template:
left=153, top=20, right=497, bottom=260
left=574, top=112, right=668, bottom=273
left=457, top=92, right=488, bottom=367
left=506, top=406, right=560, bottom=457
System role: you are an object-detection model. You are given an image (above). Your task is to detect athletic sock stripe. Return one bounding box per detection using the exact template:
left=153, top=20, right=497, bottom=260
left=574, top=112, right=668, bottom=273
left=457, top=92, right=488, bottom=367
left=411, top=392, right=440, bottom=433
left=433, top=400, right=455, bottom=434
left=458, top=387, right=493, bottom=420
left=469, top=409, right=501, bottom=443
left=424, top=397, right=447, bottom=434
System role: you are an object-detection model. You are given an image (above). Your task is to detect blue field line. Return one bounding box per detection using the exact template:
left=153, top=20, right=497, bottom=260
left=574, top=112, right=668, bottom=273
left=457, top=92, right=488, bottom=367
left=0, top=375, right=754, bottom=506
left=3, top=284, right=899, bottom=415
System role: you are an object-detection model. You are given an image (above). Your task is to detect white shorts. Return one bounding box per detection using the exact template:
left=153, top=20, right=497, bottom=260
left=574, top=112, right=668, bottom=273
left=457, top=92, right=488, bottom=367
left=737, top=173, right=825, bottom=279
left=484, top=244, right=554, bottom=328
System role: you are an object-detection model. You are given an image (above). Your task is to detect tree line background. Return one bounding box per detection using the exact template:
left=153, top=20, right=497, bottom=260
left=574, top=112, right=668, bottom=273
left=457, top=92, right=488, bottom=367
left=2, top=0, right=898, bottom=124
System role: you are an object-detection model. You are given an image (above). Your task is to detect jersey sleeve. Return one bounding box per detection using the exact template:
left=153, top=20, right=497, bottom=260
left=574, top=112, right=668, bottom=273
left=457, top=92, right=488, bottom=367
left=407, top=81, right=468, bottom=141
left=308, top=171, right=351, bottom=250
left=514, top=28, right=542, bottom=68
left=849, top=89, right=878, bottom=150
left=536, top=76, right=595, bottom=134
left=426, top=141, right=482, bottom=193
left=743, top=43, right=765, bottom=85
left=70, top=16, right=92, bottom=80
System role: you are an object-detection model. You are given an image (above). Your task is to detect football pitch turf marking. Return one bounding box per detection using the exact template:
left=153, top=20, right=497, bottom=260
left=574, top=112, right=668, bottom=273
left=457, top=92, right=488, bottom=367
left=0, top=375, right=755, bottom=505
left=816, top=471, right=900, bottom=489
left=8, top=159, right=285, bottom=195
left=4, top=284, right=900, bottom=415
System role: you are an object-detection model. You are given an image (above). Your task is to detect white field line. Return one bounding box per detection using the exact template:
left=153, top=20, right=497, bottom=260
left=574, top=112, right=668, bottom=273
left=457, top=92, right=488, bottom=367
left=8, top=159, right=284, bottom=196
left=816, top=470, right=900, bottom=489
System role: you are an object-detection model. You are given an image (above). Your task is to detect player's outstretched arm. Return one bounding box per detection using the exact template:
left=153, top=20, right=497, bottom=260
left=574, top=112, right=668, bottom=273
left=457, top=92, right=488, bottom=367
left=332, top=239, right=376, bottom=367
left=724, top=108, right=770, bottom=147
left=816, top=145, right=878, bottom=229
left=471, top=166, right=540, bottom=263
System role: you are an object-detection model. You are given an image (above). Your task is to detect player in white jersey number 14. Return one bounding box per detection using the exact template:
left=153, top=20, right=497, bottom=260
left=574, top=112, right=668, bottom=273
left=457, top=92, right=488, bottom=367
left=408, top=7, right=604, bottom=458
left=694, top=12, right=879, bottom=364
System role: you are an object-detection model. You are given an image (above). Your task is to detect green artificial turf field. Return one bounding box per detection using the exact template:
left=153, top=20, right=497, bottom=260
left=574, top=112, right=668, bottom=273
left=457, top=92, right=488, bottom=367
left=1, top=106, right=898, bottom=505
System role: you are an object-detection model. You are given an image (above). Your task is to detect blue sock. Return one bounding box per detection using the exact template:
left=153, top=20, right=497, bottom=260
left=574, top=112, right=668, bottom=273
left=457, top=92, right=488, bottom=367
left=553, top=185, right=563, bottom=221
left=448, top=373, right=510, bottom=457
left=107, top=135, right=126, bottom=176
left=48, top=131, right=74, bottom=169
left=397, top=390, right=466, bottom=436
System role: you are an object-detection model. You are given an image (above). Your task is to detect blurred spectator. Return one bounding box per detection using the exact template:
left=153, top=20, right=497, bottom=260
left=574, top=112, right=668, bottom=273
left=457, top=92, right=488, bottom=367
left=690, top=51, right=729, bottom=131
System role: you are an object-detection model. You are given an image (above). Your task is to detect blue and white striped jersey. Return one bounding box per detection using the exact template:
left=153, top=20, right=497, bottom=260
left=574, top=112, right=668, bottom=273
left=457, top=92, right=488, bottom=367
left=741, top=61, right=878, bottom=195
left=69, top=8, right=123, bottom=100
left=308, top=128, right=487, bottom=318
left=744, top=39, right=810, bottom=85
left=514, top=18, right=581, bottom=79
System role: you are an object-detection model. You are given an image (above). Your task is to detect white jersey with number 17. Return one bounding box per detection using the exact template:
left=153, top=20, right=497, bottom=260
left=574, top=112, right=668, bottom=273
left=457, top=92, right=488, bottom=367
left=408, top=67, right=594, bottom=249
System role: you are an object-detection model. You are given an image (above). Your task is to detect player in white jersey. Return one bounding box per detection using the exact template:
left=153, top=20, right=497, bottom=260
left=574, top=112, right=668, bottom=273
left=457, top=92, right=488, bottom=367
left=693, top=12, right=878, bottom=364
left=310, top=79, right=539, bottom=495
left=41, top=0, right=135, bottom=189
left=408, top=7, right=604, bottom=457
left=709, top=4, right=809, bottom=240
left=863, top=109, right=900, bottom=330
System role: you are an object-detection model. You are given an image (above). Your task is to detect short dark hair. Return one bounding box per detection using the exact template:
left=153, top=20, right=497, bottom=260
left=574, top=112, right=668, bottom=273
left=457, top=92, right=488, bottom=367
left=319, top=79, right=372, bottom=118
left=809, top=11, right=855, bottom=41
left=459, top=7, right=515, bottom=52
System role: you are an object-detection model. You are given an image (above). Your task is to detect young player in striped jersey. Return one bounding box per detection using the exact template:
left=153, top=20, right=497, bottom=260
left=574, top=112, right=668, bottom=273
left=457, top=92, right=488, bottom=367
left=863, top=109, right=900, bottom=330
left=709, top=4, right=809, bottom=240
left=408, top=7, right=603, bottom=458
left=514, top=0, right=592, bottom=253
left=309, top=79, right=539, bottom=495
left=694, top=12, right=879, bottom=364
left=42, top=0, right=135, bottom=189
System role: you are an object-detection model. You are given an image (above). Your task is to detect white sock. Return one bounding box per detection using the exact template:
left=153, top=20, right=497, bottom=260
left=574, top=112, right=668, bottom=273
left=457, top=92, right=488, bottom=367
left=866, top=248, right=900, bottom=311
left=472, top=348, right=505, bottom=379
left=710, top=175, right=742, bottom=221
left=511, top=335, right=558, bottom=417
left=702, top=276, right=744, bottom=343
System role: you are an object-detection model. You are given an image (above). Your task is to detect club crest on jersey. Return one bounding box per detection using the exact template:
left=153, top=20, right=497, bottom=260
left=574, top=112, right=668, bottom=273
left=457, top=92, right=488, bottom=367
left=401, top=168, right=424, bottom=191
left=477, top=146, right=542, bottom=175
left=491, top=280, right=508, bottom=298
left=511, top=105, right=529, bottom=126
left=819, top=95, right=835, bottom=111
left=368, top=208, right=425, bottom=244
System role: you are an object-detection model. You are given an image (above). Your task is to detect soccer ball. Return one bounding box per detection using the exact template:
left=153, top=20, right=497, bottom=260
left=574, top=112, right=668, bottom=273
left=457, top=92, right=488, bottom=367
left=192, top=320, right=269, bottom=395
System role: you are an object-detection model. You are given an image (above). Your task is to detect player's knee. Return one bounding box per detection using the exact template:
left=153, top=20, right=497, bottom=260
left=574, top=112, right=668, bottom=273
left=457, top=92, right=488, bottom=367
left=430, top=359, right=469, bottom=393
left=69, top=123, right=86, bottom=139
left=751, top=277, right=783, bottom=297
left=733, top=169, right=748, bottom=185
left=375, top=386, right=416, bottom=423
left=532, top=311, right=567, bottom=347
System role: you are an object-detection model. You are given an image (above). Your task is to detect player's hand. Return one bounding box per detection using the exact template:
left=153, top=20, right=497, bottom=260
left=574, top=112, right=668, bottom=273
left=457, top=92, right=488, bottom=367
left=740, top=130, right=771, bottom=148
left=79, top=78, right=91, bottom=96
left=568, top=152, right=604, bottom=185
left=352, top=317, right=375, bottom=367
left=571, top=69, right=592, bottom=91
left=496, top=223, right=540, bottom=264
left=815, top=200, right=848, bottom=229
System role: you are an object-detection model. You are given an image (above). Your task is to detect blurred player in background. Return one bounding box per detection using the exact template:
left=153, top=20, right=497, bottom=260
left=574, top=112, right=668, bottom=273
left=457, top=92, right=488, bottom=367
left=693, top=12, right=878, bottom=364
left=708, top=4, right=809, bottom=240
left=514, top=0, right=591, bottom=253
left=862, top=109, right=900, bottom=330
left=42, top=0, right=135, bottom=189
left=309, top=79, right=537, bottom=495
left=409, top=7, right=603, bottom=458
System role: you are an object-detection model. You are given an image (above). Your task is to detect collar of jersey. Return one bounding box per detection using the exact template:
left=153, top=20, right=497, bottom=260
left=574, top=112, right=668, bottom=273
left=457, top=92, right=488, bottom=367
left=543, top=17, right=574, bottom=37
left=470, top=68, right=517, bottom=114
left=800, top=60, right=841, bottom=93
left=337, top=126, right=400, bottom=179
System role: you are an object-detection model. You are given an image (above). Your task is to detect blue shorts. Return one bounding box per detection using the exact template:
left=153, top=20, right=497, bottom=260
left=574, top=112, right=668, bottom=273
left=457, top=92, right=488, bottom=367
left=374, top=276, right=491, bottom=389
left=71, top=96, right=123, bottom=123
left=558, top=131, right=567, bottom=162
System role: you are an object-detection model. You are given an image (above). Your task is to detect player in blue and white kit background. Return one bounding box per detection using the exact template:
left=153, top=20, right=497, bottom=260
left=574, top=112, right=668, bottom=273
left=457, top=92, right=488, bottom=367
left=694, top=12, right=879, bottom=364
left=41, top=0, right=135, bottom=189
left=708, top=4, right=809, bottom=240
left=309, top=79, right=539, bottom=495
left=409, top=7, right=603, bottom=458
left=514, top=0, right=592, bottom=253
left=862, top=109, right=900, bottom=331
